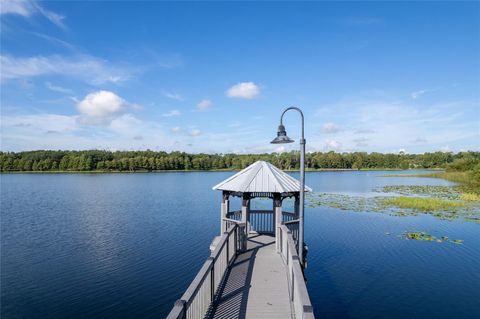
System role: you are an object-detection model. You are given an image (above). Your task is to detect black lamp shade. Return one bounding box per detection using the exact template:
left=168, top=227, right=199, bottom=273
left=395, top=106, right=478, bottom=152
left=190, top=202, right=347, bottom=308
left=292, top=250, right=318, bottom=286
left=271, top=124, right=295, bottom=144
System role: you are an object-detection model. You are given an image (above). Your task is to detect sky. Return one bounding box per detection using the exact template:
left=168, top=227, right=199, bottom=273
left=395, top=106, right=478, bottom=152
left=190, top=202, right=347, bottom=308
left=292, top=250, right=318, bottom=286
left=0, top=0, right=479, bottom=154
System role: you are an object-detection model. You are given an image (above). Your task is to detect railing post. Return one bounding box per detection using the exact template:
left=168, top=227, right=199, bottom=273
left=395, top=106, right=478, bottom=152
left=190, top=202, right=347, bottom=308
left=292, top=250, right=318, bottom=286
left=233, top=224, right=238, bottom=256
left=210, top=257, right=215, bottom=302
left=225, top=232, right=230, bottom=265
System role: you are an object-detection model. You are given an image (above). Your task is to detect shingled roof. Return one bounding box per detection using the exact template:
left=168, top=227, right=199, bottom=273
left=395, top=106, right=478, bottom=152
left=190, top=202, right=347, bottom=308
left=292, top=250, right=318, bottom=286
left=212, top=160, right=312, bottom=193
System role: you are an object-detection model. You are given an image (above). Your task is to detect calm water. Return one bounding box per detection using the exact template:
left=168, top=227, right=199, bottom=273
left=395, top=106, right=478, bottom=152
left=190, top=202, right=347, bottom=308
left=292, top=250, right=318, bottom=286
left=1, top=171, right=479, bottom=318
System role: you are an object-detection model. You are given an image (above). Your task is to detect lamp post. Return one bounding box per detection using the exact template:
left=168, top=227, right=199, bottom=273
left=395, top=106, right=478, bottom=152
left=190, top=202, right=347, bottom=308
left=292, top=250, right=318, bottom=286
left=271, top=107, right=306, bottom=266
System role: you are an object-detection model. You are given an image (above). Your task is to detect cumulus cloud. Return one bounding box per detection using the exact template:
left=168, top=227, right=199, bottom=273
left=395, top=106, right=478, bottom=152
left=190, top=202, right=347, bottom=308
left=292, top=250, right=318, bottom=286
left=76, top=91, right=137, bottom=125
left=197, top=99, right=212, bottom=111
left=162, top=110, right=181, bottom=117
left=226, top=82, right=260, bottom=99
left=171, top=126, right=182, bottom=133
left=321, top=122, right=341, bottom=134
left=0, top=54, right=131, bottom=84
left=0, top=0, right=65, bottom=28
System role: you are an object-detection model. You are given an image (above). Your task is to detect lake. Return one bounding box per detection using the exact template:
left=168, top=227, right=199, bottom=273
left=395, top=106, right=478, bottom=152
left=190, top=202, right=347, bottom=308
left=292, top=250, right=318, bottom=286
left=1, top=171, right=479, bottom=318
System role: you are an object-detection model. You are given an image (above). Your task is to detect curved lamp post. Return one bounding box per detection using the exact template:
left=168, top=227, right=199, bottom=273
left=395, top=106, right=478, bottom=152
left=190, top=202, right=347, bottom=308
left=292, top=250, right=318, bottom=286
left=271, top=107, right=305, bottom=266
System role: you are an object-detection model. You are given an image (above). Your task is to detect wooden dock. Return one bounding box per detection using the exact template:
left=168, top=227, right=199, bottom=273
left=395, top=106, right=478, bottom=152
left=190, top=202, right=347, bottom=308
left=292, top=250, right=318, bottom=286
left=167, top=161, right=314, bottom=319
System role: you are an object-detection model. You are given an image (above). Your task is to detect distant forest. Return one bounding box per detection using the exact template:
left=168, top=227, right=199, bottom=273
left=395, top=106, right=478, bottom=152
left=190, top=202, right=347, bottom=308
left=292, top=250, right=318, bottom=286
left=1, top=150, right=479, bottom=172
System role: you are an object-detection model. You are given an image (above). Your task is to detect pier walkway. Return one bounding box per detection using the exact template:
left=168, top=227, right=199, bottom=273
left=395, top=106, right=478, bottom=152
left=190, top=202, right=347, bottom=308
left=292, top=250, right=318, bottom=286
left=208, top=234, right=291, bottom=319
left=167, top=161, right=314, bottom=319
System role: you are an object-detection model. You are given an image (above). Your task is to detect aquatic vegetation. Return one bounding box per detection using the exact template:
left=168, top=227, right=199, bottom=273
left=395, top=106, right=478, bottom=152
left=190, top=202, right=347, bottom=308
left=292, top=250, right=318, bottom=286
left=375, top=185, right=461, bottom=200
left=306, top=188, right=480, bottom=223
left=382, top=197, right=465, bottom=212
left=382, top=171, right=480, bottom=194
left=461, top=192, right=480, bottom=201
left=403, top=231, right=463, bottom=244
left=306, top=192, right=383, bottom=213
left=383, top=171, right=471, bottom=183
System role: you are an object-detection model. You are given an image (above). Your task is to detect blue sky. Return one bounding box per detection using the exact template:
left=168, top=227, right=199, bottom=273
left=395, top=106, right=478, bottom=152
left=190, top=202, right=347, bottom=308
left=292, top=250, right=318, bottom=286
left=1, top=0, right=479, bottom=154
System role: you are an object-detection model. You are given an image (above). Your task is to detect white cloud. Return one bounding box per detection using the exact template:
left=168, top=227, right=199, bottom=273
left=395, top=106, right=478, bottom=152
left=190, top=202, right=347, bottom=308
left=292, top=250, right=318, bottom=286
left=0, top=54, right=131, bottom=84
left=411, top=88, right=438, bottom=100
left=313, top=96, right=479, bottom=153
left=324, top=139, right=342, bottom=151
left=162, top=109, right=181, bottom=117
left=0, top=112, right=175, bottom=151
left=226, top=82, right=260, bottom=99
left=411, top=90, right=427, bottom=99
left=76, top=91, right=137, bottom=125
left=197, top=99, right=212, bottom=111
left=45, top=81, right=73, bottom=94
left=109, top=113, right=142, bottom=132
left=0, top=0, right=34, bottom=16
left=77, top=91, right=125, bottom=117
left=0, top=0, right=65, bottom=28
left=321, top=122, right=341, bottom=134
left=171, top=126, right=182, bottom=133
left=189, top=129, right=202, bottom=137
left=162, top=90, right=184, bottom=101
left=274, top=146, right=286, bottom=153
left=2, top=113, right=78, bottom=133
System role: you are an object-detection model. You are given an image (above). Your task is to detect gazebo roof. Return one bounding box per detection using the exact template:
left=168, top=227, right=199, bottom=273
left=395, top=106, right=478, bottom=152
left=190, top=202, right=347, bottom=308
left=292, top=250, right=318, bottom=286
left=212, top=160, right=312, bottom=194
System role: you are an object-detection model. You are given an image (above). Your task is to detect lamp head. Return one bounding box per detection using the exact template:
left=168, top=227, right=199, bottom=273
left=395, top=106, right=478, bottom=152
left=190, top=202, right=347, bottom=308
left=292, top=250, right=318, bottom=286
left=270, top=124, right=294, bottom=144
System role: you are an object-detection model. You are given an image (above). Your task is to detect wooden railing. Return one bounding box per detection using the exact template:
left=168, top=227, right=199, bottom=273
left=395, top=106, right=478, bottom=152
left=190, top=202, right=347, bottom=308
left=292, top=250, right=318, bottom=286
left=278, top=225, right=314, bottom=319
left=227, top=209, right=297, bottom=236
left=250, top=209, right=274, bottom=233
left=226, top=210, right=242, bottom=221
left=167, top=222, right=245, bottom=319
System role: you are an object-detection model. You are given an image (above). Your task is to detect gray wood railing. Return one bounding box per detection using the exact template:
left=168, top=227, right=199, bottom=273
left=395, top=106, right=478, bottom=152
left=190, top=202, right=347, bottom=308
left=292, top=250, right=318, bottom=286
left=227, top=209, right=298, bottom=236
left=278, top=225, right=314, bottom=319
left=167, top=222, right=245, bottom=319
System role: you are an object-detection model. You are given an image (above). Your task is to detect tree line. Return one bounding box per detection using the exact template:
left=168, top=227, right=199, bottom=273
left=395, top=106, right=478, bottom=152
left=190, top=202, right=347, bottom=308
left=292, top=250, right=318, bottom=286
left=1, top=150, right=479, bottom=172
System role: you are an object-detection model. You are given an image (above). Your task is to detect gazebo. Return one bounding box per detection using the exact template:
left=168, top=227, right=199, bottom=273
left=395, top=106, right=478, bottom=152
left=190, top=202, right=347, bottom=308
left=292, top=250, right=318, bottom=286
left=212, top=160, right=311, bottom=257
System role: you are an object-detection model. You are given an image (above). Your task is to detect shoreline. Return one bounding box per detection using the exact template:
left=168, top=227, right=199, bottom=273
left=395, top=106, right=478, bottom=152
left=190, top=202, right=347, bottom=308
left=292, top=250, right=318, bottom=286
left=0, top=168, right=445, bottom=174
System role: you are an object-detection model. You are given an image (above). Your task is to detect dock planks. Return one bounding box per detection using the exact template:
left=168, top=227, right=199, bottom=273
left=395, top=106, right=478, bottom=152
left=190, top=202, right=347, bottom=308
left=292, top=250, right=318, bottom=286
left=208, top=234, right=292, bottom=319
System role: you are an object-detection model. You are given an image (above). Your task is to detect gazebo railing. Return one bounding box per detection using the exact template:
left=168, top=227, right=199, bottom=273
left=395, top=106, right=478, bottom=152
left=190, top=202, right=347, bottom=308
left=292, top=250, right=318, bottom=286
left=278, top=225, right=314, bottom=319
left=250, top=209, right=275, bottom=233
left=226, top=209, right=298, bottom=236
left=167, top=223, right=244, bottom=319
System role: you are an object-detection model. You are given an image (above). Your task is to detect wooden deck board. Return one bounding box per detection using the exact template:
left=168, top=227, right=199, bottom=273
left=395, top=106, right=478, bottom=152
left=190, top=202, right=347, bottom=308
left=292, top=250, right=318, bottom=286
left=209, top=234, right=292, bottom=319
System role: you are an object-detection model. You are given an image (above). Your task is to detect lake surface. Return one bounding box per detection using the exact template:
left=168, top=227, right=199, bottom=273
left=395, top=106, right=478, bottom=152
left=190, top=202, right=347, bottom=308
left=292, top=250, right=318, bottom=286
left=1, top=171, right=479, bottom=318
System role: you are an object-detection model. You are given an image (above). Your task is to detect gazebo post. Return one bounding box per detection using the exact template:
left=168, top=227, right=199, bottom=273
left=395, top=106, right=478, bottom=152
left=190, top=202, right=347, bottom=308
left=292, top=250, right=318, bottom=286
left=221, top=191, right=230, bottom=233
left=242, top=193, right=250, bottom=239
left=294, top=194, right=300, bottom=218
left=274, top=194, right=282, bottom=252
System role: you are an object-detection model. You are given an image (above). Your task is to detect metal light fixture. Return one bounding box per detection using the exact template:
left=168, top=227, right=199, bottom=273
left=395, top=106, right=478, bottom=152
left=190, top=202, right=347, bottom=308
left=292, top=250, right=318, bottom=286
left=271, top=107, right=306, bottom=266
left=270, top=124, right=294, bottom=144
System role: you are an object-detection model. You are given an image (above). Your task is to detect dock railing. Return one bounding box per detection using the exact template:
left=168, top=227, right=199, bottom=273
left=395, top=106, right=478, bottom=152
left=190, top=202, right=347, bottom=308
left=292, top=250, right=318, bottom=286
left=167, top=222, right=245, bottom=319
left=278, top=225, right=314, bottom=319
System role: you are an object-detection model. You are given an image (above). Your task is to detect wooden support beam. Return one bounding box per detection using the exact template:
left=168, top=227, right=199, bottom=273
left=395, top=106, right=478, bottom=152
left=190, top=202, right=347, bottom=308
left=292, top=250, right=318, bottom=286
left=220, top=191, right=230, bottom=233
left=241, top=193, right=250, bottom=238
left=274, top=193, right=283, bottom=252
